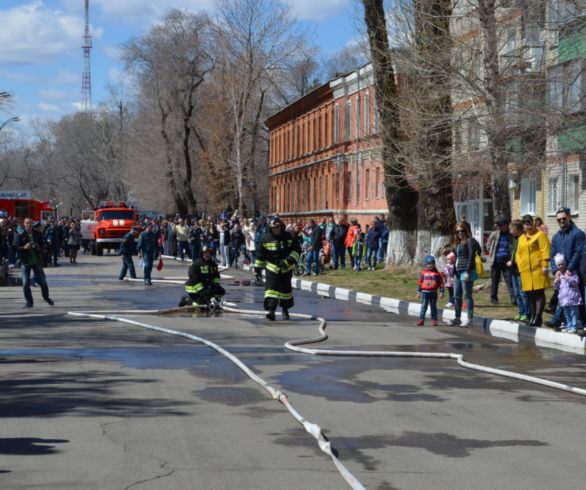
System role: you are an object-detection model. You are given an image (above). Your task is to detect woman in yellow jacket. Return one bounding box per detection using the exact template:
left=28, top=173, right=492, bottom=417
left=515, top=214, right=551, bottom=327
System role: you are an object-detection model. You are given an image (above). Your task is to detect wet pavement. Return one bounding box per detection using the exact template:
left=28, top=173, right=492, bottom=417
left=1, top=255, right=586, bottom=489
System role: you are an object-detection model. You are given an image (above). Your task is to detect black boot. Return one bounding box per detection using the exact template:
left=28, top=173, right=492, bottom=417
left=282, top=308, right=290, bottom=320
left=266, top=309, right=276, bottom=321
left=529, top=316, right=541, bottom=327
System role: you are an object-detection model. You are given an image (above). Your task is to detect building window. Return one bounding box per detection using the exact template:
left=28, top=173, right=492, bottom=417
left=569, top=174, right=580, bottom=212
left=505, top=80, right=520, bottom=123
left=365, top=168, right=370, bottom=200
left=375, top=167, right=381, bottom=198
left=548, top=176, right=559, bottom=213
left=345, top=100, right=351, bottom=141
left=453, top=118, right=462, bottom=153
left=548, top=59, right=585, bottom=114
left=364, top=92, right=370, bottom=135
left=468, top=118, right=482, bottom=151
left=335, top=171, right=340, bottom=202
left=356, top=166, right=361, bottom=203
left=567, top=59, right=583, bottom=113
left=334, top=104, right=340, bottom=144
left=520, top=178, right=537, bottom=215
left=356, top=95, right=361, bottom=139
left=374, top=99, right=380, bottom=134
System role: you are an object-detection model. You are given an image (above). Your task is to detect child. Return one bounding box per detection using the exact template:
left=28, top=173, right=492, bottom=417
left=443, top=251, right=456, bottom=307
left=352, top=232, right=367, bottom=271
left=417, top=255, right=444, bottom=326
left=552, top=253, right=581, bottom=334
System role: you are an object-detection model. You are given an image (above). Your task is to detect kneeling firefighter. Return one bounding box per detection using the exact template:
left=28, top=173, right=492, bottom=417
left=179, top=246, right=225, bottom=308
left=254, top=218, right=301, bottom=320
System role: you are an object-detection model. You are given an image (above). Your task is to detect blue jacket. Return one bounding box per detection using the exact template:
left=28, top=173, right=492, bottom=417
left=550, top=222, right=584, bottom=273
left=366, top=228, right=380, bottom=248
left=137, top=230, right=157, bottom=256
left=119, top=232, right=137, bottom=256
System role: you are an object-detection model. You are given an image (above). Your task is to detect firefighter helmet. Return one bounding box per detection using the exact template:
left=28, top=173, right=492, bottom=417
left=268, top=217, right=285, bottom=229
left=200, top=246, right=213, bottom=257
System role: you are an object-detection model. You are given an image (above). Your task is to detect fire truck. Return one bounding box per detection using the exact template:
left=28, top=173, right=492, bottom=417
left=0, top=193, right=53, bottom=223
left=81, top=200, right=140, bottom=256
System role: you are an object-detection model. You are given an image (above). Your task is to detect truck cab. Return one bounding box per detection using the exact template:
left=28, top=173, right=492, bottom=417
left=84, top=201, right=140, bottom=256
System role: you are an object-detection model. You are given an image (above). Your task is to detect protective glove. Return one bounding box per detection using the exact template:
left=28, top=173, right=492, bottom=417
left=278, top=259, right=289, bottom=269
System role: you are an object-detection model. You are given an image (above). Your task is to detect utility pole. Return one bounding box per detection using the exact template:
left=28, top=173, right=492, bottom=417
left=81, top=0, right=92, bottom=112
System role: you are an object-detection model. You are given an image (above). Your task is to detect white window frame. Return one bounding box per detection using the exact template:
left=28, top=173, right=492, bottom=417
left=520, top=177, right=537, bottom=215
left=548, top=176, right=560, bottom=214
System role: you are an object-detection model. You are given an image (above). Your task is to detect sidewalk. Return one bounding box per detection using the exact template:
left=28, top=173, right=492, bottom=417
left=291, top=277, right=586, bottom=355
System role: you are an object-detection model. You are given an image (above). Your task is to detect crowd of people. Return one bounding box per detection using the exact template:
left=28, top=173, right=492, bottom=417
left=4, top=206, right=586, bottom=336
left=417, top=207, right=585, bottom=335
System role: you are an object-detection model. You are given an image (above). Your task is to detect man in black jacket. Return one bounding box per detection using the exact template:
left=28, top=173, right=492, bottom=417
left=14, top=217, right=54, bottom=308
left=304, top=219, right=323, bottom=276
left=328, top=217, right=348, bottom=270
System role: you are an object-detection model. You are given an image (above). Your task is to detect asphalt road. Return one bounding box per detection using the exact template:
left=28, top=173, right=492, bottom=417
left=1, top=254, right=585, bottom=490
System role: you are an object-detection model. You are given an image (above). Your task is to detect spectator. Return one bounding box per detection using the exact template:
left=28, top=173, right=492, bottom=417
left=345, top=219, right=360, bottom=268
left=548, top=207, right=584, bottom=328
left=67, top=221, right=81, bottom=264
left=174, top=218, right=190, bottom=261
left=553, top=253, right=581, bottom=334
left=515, top=214, right=551, bottom=327
left=507, top=220, right=531, bottom=323
left=450, top=221, right=481, bottom=328
left=230, top=224, right=245, bottom=268
left=329, top=217, right=348, bottom=270
left=352, top=231, right=366, bottom=271
left=14, top=217, right=54, bottom=308
left=218, top=223, right=231, bottom=267
left=365, top=220, right=380, bottom=271
left=535, top=216, right=548, bottom=236
left=304, top=219, right=322, bottom=276
left=487, top=217, right=515, bottom=305
left=417, top=255, right=444, bottom=326
left=443, top=251, right=456, bottom=307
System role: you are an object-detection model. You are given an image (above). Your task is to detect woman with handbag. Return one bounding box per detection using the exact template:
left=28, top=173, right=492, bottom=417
left=450, top=221, right=481, bottom=327
left=515, top=214, right=551, bottom=327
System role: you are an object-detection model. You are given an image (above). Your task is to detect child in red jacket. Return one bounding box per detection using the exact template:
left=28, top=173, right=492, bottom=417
left=417, top=255, right=444, bottom=326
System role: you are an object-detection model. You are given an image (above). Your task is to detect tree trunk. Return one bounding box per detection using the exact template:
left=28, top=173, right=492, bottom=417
left=412, top=0, right=456, bottom=265
left=363, top=0, right=419, bottom=265
left=478, top=0, right=511, bottom=220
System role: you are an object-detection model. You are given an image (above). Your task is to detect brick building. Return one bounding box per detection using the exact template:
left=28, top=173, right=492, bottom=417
left=266, top=64, right=388, bottom=229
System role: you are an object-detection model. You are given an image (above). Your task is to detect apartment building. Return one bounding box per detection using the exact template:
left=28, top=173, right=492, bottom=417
left=543, top=0, right=586, bottom=231
left=265, top=64, right=388, bottom=229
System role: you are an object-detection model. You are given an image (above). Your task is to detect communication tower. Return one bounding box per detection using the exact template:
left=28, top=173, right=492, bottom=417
left=81, top=0, right=92, bottom=112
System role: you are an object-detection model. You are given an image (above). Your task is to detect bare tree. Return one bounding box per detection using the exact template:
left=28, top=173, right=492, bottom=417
left=122, top=10, right=214, bottom=216
left=213, top=0, right=310, bottom=215
left=362, top=0, right=419, bottom=264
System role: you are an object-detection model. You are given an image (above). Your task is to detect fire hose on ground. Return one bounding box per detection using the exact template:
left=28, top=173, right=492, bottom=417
left=67, top=276, right=586, bottom=490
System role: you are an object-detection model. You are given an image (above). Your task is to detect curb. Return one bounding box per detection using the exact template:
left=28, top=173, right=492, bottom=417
left=291, top=278, right=586, bottom=355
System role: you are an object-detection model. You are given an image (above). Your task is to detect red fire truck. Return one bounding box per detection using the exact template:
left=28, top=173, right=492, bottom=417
left=0, top=194, right=53, bottom=223
left=81, top=200, right=140, bottom=256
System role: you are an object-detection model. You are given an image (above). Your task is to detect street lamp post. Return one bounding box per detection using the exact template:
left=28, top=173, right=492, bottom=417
left=0, top=116, right=20, bottom=132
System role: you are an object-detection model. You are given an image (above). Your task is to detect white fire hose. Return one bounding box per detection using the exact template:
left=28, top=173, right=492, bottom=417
left=67, top=274, right=586, bottom=490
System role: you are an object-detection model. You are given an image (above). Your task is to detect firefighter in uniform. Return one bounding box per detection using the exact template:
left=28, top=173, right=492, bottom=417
left=179, top=246, right=225, bottom=308
left=254, top=217, right=301, bottom=320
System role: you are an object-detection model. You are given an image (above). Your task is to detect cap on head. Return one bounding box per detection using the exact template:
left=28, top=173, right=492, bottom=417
left=424, top=255, right=436, bottom=266
left=554, top=253, right=566, bottom=266
left=496, top=217, right=509, bottom=226
left=557, top=206, right=571, bottom=215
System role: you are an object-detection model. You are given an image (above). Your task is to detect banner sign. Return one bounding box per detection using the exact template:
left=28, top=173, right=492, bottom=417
left=0, top=190, right=31, bottom=199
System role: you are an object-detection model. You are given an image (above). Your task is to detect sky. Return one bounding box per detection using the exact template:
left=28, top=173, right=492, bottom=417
left=0, top=0, right=361, bottom=135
